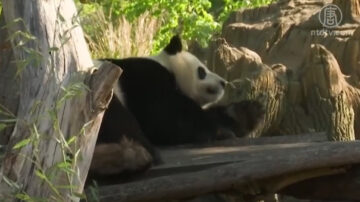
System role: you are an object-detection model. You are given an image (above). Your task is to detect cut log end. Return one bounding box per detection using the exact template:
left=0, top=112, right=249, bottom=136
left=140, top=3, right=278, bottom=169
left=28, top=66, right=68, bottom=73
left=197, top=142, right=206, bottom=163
left=89, top=61, right=122, bottom=114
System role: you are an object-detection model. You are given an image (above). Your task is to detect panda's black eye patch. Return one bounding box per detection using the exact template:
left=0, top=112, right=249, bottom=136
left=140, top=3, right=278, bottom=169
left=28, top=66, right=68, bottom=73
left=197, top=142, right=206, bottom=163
left=197, top=66, right=207, bottom=80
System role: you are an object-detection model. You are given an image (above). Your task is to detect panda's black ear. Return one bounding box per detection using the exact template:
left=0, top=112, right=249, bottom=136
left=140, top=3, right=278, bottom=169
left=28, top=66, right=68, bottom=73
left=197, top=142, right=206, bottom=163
left=164, top=35, right=182, bottom=55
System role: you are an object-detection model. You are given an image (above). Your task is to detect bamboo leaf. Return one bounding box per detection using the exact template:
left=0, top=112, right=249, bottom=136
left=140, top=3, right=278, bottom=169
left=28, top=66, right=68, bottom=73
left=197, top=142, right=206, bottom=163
left=0, top=123, right=8, bottom=132
left=12, top=138, right=31, bottom=150
left=35, top=169, right=47, bottom=181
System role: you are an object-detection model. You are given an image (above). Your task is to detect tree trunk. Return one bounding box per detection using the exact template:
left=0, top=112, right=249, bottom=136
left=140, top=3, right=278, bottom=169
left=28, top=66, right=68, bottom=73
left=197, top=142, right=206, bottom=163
left=208, top=0, right=360, bottom=141
left=0, top=0, right=121, bottom=200
left=0, top=12, right=19, bottom=145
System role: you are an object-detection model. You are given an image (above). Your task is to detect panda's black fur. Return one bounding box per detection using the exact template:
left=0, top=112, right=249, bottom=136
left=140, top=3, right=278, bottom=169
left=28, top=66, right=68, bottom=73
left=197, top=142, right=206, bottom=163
left=88, top=36, right=264, bottom=184
left=104, top=57, right=220, bottom=145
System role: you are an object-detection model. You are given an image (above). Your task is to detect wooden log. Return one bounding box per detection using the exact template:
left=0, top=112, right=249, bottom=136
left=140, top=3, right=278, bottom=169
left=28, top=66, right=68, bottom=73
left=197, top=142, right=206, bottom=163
left=94, top=141, right=360, bottom=202
left=200, top=132, right=328, bottom=147
left=0, top=0, right=121, bottom=200
left=281, top=165, right=360, bottom=201
left=85, top=134, right=329, bottom=187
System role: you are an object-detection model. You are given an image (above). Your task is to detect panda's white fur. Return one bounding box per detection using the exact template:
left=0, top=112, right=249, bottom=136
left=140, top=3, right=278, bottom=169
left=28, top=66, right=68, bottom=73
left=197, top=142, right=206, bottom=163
left=96, top=36, right=226, bottom=108
left=149, top=44, right=226, bottom=107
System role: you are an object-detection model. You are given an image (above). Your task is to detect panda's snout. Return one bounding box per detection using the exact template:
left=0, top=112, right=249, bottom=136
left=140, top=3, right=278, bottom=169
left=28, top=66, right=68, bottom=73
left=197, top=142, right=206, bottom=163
left=206, top=86, right=220, bottom=95
left=220, top=80, right=226, bottom=88
left=205, top=78, right=226, bottom=95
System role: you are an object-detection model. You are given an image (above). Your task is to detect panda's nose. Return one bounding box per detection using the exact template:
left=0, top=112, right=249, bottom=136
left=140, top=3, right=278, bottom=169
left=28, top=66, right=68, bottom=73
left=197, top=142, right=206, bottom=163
left=219, top=81, right=226, bottom=88
left=206, top=86, right=219, bottom=94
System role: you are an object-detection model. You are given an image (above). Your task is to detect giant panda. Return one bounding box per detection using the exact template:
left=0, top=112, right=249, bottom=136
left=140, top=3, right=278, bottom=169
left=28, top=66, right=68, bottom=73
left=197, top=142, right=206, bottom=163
left=88, top=35, right=264, bottom=183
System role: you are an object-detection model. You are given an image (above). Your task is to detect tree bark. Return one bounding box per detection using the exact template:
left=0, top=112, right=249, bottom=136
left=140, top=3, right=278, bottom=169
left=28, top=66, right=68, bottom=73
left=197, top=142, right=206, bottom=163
left=0, top=0, right=121, bottom=200
left=0, top=12, right=19, bottom=145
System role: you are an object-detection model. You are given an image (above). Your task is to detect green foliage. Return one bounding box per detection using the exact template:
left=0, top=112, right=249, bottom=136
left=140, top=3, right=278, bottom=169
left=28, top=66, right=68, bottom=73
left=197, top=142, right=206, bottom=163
left=77, top=2, right=159, bottom=58
left=5, top=81, right=90, bottom=201
left=86, top=181, right=100, bottom=202
left=0, top=104, right=16, bottom=133
left=1, top=3, right=97, bottom=201
left=3, top=17, right=90, bottom=200
left=122, top=0, right=219, bottom=51
left=4, top=18, right=42, bottom=76
left=77, top=0, right=275, bottom=54
left=217, top=0, right=275, bottom=22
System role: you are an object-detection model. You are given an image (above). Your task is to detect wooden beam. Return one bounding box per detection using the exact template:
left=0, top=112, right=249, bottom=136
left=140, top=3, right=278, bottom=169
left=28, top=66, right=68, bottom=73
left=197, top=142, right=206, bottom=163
left=281, top=165, right=360, bottom=201
left=94, top=141, right=360, bottom=202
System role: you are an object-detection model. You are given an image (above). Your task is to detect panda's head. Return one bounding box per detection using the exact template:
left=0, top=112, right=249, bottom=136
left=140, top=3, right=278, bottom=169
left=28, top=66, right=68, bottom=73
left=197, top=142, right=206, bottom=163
left=151, top=35, right=226, bottom=106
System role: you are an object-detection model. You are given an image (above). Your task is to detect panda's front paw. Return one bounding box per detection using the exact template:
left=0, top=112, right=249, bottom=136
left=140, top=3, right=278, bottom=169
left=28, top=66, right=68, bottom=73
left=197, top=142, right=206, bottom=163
left=227, top=100, right=265, bottom=136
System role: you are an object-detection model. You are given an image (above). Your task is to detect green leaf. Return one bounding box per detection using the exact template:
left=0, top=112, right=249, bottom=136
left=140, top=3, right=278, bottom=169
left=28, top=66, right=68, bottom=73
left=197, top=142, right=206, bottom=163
left=49, top=47, right=59, bottom=52
left=12, top=138, right=31, bottom=150
left=58, top=13, right=66, bottom=22
left=15, top=193, right=32, bottom=201
left=0, top=123, right=8, bottom=132
left=67, top=136, right=77, bottom=145
left=55, top=184, right=77, bottom=189
left=56, top=161, right=71, bottom=169
left=35, top=169, right=47, bottom=180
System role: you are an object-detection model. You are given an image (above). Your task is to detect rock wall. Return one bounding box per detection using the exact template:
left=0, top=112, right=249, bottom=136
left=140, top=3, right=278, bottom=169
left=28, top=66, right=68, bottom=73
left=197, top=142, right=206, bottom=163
left=208, top=0, right=360, bottom=140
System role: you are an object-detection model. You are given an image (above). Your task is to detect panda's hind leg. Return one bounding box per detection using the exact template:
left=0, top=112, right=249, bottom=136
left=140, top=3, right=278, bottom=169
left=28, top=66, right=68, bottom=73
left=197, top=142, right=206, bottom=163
left=89, top=137, right=153, bottom=181
left=88, top=96, right=162, bottom=185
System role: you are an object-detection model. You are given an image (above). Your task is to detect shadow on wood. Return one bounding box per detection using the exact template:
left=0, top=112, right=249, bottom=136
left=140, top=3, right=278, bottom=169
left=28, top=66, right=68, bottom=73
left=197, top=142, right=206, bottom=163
left=87, top=134, right=360, bottom=202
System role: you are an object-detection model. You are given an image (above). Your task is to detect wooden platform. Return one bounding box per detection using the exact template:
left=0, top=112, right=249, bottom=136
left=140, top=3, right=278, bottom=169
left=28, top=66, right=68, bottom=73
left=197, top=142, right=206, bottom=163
left=90, top=134, right=360, bottom=202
